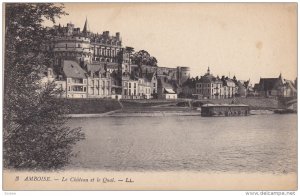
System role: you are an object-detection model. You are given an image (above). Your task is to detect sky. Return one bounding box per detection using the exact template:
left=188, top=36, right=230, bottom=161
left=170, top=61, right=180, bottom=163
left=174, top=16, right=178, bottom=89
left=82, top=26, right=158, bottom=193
left=44, top=3, right=297, bottom=84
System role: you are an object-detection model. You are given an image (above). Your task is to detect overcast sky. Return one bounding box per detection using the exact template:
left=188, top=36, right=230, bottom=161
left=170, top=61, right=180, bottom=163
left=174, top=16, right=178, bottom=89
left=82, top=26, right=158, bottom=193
left=45, top=3, right=297, bottom=84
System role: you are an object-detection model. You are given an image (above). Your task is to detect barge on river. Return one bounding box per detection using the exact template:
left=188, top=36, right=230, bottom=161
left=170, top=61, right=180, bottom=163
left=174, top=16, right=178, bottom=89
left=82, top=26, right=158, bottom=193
left=201, top=104, right=250, bottom=117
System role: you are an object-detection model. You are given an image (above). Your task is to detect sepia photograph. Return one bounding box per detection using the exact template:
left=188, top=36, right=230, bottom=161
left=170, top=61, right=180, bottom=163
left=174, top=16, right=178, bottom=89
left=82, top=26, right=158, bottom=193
left=2, top=2, right=298, bottom=192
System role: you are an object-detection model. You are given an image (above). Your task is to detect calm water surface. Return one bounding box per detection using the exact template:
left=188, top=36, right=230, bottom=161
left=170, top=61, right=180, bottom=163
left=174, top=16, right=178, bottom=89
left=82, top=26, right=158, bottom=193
left=66, top=114, right=297, bottom=174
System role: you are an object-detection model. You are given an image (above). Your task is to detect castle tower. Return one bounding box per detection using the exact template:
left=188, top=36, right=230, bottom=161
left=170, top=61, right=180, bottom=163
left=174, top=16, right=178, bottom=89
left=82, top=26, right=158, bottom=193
left=52, top=21, right=93, bottom=66
left=177, top=66, right=191, bottom=85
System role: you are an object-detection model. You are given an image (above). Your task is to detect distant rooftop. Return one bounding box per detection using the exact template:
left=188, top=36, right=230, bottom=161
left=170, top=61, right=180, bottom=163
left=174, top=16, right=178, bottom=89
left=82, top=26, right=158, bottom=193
left=63, top=60, right=87, bottom=78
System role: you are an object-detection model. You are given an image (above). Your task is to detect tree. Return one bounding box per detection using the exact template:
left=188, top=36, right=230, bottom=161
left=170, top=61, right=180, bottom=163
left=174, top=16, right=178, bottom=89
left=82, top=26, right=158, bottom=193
left=132, top=50, right=158, bottom=67
left=125, top=46, right=135, bottom=56
left=4, top=3, right=84, bottom=170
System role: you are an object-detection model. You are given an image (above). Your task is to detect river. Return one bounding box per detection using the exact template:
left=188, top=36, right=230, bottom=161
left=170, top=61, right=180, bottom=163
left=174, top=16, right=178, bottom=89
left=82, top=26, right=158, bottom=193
left=66, top=114, right=297, bottom=174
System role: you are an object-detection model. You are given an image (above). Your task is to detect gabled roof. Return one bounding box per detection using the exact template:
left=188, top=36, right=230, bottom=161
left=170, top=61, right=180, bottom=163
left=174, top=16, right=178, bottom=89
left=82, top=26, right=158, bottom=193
left=164, top=88, right=176, bottom=94
left=222, top=78, right=235, bottom=86
left=258, top=77, right=283, bottom=91
left=198, top=74, right=222, bottom=83
left=143, top=72, right=156, bottom=83
left=158, top=76, right=174, bottom=89
left=285, top=80, right=297, bottom=92
left=63, top=60, right=87, bottom=78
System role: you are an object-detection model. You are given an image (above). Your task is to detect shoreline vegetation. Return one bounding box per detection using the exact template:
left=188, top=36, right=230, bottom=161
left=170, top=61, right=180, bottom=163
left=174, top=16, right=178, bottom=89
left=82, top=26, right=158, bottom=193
left=63, top=97, right=295, bottom=117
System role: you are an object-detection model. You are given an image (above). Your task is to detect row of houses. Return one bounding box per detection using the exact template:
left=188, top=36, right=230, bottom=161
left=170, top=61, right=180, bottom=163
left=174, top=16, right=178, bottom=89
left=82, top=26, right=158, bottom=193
left=180, top=67, right=297, bottom=99
left=42, top=20, right=296, bottom=100
left=41, top=59, right=179, bottom=100
left=42, top=60, right=297, bottom=100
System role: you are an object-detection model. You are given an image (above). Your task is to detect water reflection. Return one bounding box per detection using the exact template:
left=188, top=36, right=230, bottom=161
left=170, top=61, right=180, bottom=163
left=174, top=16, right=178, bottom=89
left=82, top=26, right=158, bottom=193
left=66, top=114, right=297, bottom=174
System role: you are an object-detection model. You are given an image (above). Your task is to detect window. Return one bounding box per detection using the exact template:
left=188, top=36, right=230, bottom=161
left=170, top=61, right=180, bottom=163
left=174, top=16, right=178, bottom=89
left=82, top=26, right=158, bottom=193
left=72, top=86, right=84, bottom=92
left=134, top=83, right=136, bottom=88
left=84, top=87, right=86, bottom=92
left=129, top=83, right=131, bottom=88
left=68, top=86, right=71, bottom=91
left=72, top=78, right=83, bottom=84
left=153, top=83, right=156, bottom=87
left=67, top=78, right=71, bottom=83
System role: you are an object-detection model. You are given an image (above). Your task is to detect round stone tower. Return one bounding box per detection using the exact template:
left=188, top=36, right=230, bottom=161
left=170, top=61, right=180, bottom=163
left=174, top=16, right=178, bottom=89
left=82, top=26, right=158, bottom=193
left=53, top=35, right=93, bottom=66
left=177, top=66, right=191, bottom=85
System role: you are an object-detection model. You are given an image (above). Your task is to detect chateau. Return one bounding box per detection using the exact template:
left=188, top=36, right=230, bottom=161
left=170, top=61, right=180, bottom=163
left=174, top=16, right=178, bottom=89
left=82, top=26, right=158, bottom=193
left=42, top=19, right=296, bottom=100
left=42, top=19, right=190, bottom=100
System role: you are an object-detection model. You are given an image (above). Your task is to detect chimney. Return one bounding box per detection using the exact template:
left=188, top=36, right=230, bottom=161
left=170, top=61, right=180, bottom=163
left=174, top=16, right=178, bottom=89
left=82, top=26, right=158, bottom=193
left=103, top=31, right=109, bottom=37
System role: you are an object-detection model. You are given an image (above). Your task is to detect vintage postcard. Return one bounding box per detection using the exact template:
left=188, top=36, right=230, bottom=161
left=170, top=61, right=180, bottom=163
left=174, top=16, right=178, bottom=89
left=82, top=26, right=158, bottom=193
left=2, top=2, right=297, bottom=191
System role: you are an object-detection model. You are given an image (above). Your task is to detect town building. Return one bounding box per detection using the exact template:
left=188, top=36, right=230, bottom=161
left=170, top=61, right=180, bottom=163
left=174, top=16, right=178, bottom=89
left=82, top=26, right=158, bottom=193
left=234, top=79, right=250, bottom=97
left=255, top=74, right=285, bottom=97
left=195, top=67, right=223, bottom=99
left=122, top=80, right=139, bottom=99
left=63, top=60, right=88, bottom=98
left=86, top=63, right=112, bottom=98
left=221, top=76, right=236, bottom=98
left=283, top=79, right=297, bottom=97
left=157, top=76, right=178, bottom=99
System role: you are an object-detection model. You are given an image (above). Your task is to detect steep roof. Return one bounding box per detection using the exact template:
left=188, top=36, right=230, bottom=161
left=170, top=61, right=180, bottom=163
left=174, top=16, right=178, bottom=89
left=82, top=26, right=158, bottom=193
left=158, top=77, right=173, bottom=89
left=143, top=72, right=156, bottom=83
left=198, top=74, right=222, bottom=83
left=86, top=63, right=105, bottom=73
left=258, top=77, right=283, bottom=91
left=82, top=17, right=89, bottom=34
left=164, top=88, right=176, bottom=94
left=63, top=60, right=87, bottom=78
left=285, top=80, right=297, bottom=92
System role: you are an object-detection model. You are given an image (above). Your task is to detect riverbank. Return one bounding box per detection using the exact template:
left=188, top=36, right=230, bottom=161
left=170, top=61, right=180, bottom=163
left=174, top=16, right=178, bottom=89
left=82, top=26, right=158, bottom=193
left=60, top=97, right=285, bottom=115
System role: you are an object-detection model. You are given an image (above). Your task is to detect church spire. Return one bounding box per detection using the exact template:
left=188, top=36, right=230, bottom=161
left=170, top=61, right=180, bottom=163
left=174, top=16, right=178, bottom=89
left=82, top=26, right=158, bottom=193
left=207, top=66, right=210, bottom=75
left=82, top=17, right=89, bottom=34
